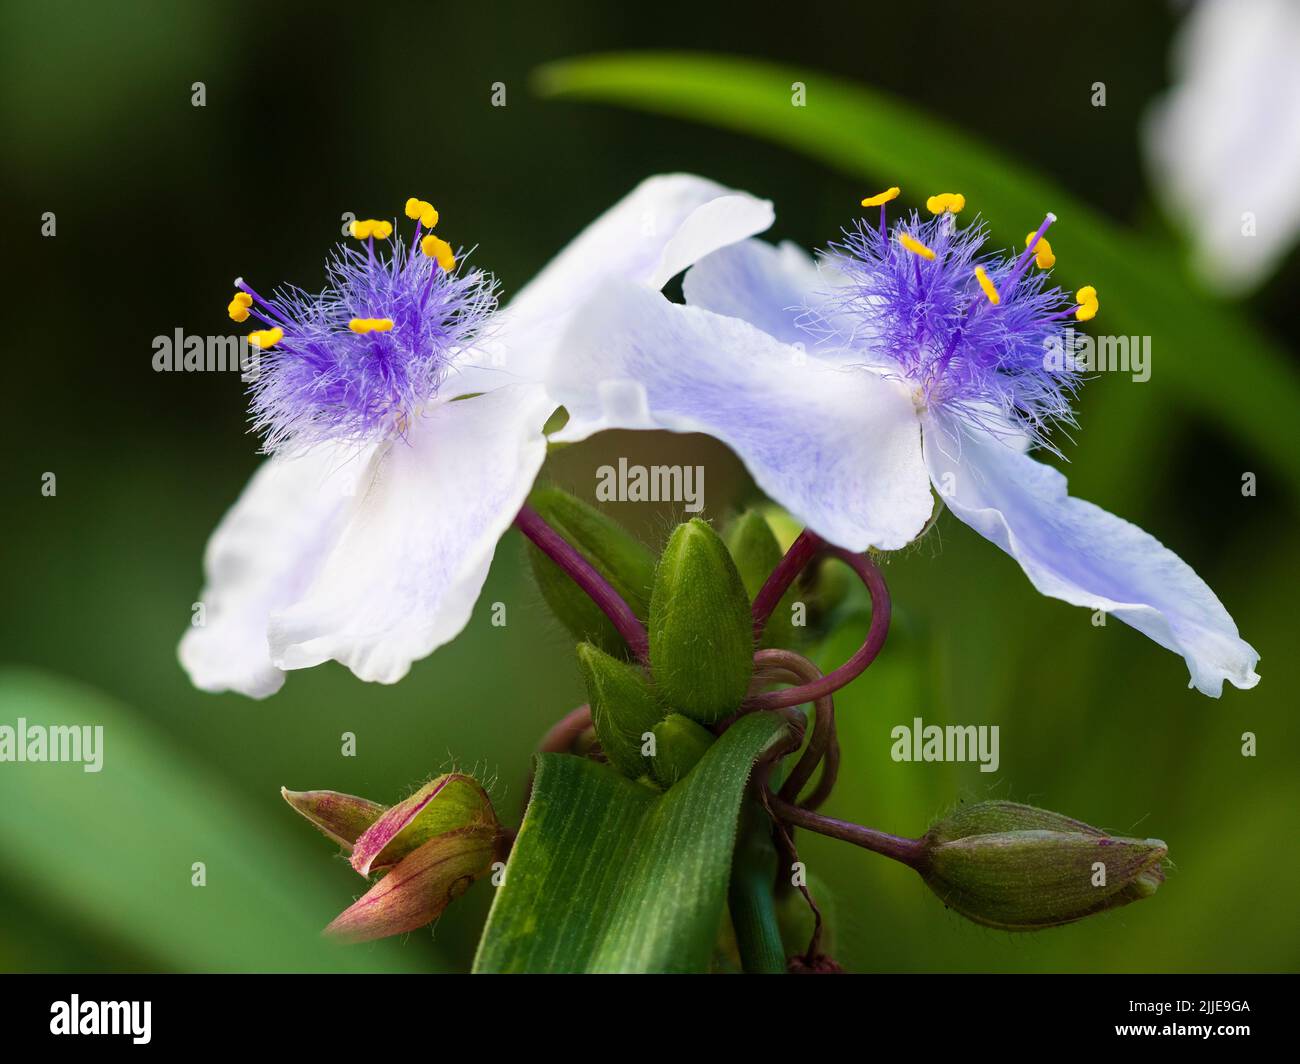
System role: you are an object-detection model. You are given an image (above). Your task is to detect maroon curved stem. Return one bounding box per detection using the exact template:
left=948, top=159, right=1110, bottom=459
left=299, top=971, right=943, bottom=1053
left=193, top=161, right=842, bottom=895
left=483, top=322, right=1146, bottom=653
left=744, top=546, right=891, bottom=711
left=751, top=530, right=823, bottom=641
left=514, top=504, right=650, bottom=661
left=750, top=649, right=838, bottom=809
left=799, top=739, right=840, bottom=812
left=521, top=703, right=594, bottom=814
left=766, top=793, right=925, bottom=868
left=536, top=703, right=593, bottom=755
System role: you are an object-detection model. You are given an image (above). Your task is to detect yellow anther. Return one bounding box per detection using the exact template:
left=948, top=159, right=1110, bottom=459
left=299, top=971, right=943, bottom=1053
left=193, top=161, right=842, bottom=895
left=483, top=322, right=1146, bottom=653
left=371, top=317, right=394, bottom=332
left=228, top=299, right=250, bottom=323
left=1074, top=285, right=1099, bottom=321
left=926, top=192, right=966, bottom=214
left=232, top=291, right=252, bottom=308
left=349, top=318, right=372, bottom=334
left=1025, top=232, right=1056, bottom=269
left=898, top=232, right=936, bottom=261
left=861, top=187, right=900, bottom=208
left=350, top=219, right=391, bottom=240
left=973, top=266, right=1001, bottom=306
left=421, top=234, right=456, bottom=271
left=348, top=317, right=395, bottom=334
left=405, top=198, right=440, bottom=228
left=247, top=327, right=283, bottom=349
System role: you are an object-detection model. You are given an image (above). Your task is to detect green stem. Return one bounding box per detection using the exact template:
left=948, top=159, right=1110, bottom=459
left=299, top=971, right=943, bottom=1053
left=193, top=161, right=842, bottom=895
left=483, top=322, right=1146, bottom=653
left=728, top=799, right=786, bottom=974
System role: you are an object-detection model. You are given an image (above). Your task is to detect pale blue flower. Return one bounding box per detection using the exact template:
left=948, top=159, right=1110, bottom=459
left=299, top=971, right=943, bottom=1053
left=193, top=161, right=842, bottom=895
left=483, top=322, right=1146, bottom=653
left=180, top=176, right=773, bottom=698
left=547, top=193, right=1259, bottom=697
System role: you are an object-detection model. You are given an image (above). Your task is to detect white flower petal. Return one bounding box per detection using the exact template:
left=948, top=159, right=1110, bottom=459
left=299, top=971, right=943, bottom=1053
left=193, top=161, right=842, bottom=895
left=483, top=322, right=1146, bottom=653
left=462, top=176, right=773, bottom=398
left=178, top=442, right=374, bottom=699
left=682, top=238, right=825, bottom=347
left=268, top=384, right=550, bottom=685
left=924, top=413, right=1260, bottom=697
left=550, top=280, right=933, bottom=551
left=504, top=173, right=773, bottom=329
left=647, top=192, right=776, bottom=291
left=1143, top=0, right=1300, bottom=293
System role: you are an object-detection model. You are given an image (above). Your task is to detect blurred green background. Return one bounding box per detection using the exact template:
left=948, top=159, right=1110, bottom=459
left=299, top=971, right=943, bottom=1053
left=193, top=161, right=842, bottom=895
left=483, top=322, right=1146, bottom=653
left=1, top=0, right=1296, bottom=972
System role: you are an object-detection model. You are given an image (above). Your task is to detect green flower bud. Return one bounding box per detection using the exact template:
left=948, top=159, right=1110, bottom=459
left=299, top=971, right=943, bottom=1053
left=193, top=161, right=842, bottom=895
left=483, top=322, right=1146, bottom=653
left=725, top=510, right=797, bottom=649
left=918, top=801, right=1167, bottom=931
left=526, top=486, right=656, bottom=658
left=754, top=504, right=862, bottom=626
left=808, top=554, right=853, bottom=621
left=756, top=504, right=801, bottom=553
left=650, top=713, right=715, bottom=787
left=650, top=519, right=753, bottom=722
left=576, top=642, right=665, bottom=779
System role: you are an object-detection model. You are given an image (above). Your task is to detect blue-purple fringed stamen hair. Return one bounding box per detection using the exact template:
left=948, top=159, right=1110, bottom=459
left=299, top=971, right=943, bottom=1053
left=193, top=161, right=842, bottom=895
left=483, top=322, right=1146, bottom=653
left=810, top=189, right=1098, bottom=453
left=226, top=198, right=497, bottom=455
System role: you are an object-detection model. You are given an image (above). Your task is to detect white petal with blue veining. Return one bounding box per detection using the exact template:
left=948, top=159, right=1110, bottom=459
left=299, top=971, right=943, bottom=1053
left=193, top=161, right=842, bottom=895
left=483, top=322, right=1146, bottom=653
left=683, top=238, right=825, bottom=347
left=267, top=384, right=551, bottom=685
left=923, top=411, right=1260, bottom=697
left=179, top=441, right=374, bottom=699
left=551, top=280, right=933, bottom=551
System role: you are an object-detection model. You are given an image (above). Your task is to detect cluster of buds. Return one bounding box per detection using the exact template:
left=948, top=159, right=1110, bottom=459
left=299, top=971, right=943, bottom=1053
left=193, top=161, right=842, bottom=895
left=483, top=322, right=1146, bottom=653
left=282, top=774, right=504, bottom=943
left=282, top=487, right=1170, bottom=959
left=523, top=490, right=1173, bottom=941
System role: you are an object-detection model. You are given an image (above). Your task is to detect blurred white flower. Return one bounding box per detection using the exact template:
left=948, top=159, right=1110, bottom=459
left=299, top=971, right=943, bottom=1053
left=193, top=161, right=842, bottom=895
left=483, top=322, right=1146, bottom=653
left=1144, top=0, right=1300, bottom=294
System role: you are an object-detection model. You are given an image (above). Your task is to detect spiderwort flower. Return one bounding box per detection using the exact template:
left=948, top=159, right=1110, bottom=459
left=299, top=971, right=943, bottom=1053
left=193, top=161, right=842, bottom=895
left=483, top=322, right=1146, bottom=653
left=547, top=188, right=1259, bottom=696
left=179, top=176, right=774, bottom=697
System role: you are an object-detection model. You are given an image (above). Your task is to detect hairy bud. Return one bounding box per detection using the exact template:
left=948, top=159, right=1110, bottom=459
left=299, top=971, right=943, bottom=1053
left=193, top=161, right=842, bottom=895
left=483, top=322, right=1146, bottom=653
left=918, top=801, right=1167, bottom=930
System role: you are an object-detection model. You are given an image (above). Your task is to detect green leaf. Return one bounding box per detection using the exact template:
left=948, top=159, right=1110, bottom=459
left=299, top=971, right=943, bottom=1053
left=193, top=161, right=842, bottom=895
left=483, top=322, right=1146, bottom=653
left=474, top=712, right=786, bottom=973
left=535, top=52, right=1300, bottom=506
left=650, top=519, right=754, bottom=723
left=526, top=486, right=657, bottom=657
left=0, top=668, right=424, bottom=972
left=728, top=797, right=786, bottom=973
left=576, top=642, right=665, bottom=779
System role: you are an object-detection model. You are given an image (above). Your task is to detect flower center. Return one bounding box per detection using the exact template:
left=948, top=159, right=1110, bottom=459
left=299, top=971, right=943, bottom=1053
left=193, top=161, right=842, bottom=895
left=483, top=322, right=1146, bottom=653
left=225, top=198, right=497, bottom=454
left=819, top=187, right=1101, bottom=449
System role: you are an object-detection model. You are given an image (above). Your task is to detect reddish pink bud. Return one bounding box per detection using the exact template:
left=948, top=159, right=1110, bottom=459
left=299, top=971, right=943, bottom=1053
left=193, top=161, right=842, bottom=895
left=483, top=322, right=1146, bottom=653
left=280, top=787, right=387, bottom=853
left=324, top=826, right=498, bottom=943
left=349, top=773, right=497, bottom=876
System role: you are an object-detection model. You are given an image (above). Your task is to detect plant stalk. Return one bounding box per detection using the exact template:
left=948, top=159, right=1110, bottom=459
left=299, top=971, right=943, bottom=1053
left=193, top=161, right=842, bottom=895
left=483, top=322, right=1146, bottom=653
left=728, top=798, right=788, bottom=973
left=514, top=503, right=650, bottom=661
